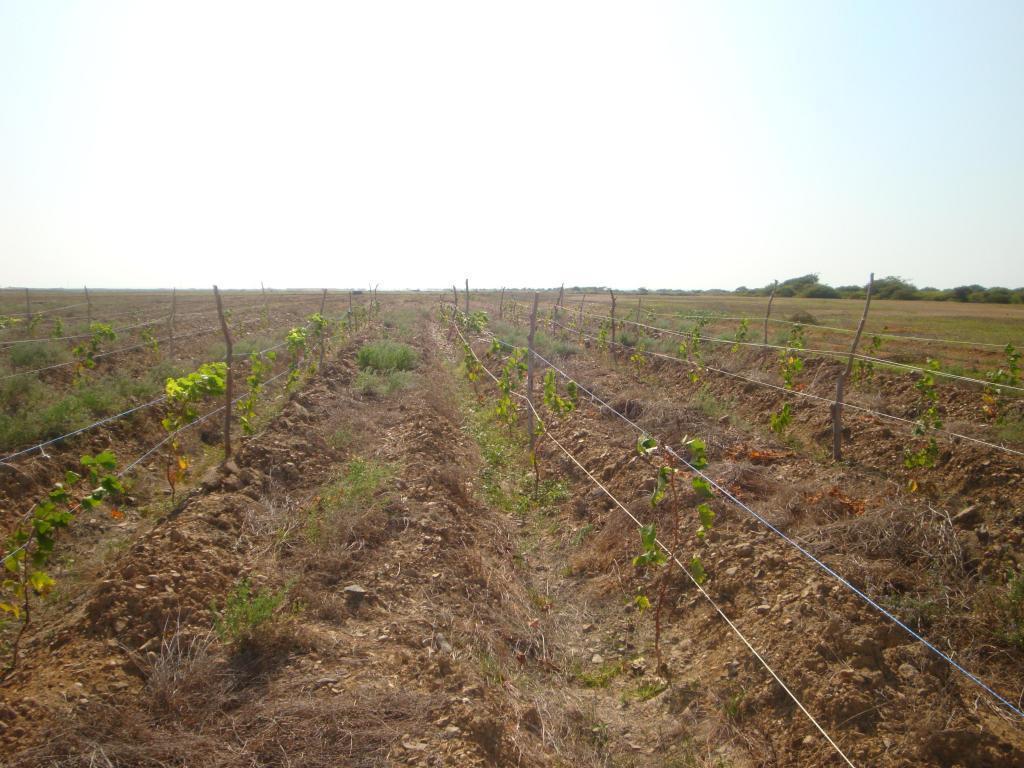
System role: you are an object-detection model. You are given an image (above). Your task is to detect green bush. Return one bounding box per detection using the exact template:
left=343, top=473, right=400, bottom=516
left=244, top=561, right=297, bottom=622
left=8, top=341, right=68, bottom=369
left=356, top=341, right=417, bottom=373
left=211, top=579, right=286, bottom=647
left=354, top=369, right=413, bottom=397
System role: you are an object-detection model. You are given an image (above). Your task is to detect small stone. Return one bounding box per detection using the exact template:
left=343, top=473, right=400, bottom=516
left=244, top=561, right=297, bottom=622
left=897, top=663, right=918, bottom=681
left=344, top=584, right=368, bottom=605
left=433, top=634, right=453, bottom=655
left=953, top=505, right=982, bottom=528
left=222, top=474, right=244, bottom=491
left=591, top=654, right=604, bottom=664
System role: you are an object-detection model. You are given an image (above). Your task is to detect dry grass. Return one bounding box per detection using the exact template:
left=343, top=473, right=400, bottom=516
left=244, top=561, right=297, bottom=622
left=144, top=620, right=227, bottom=721
left=15, top=687, right=441, bottom=768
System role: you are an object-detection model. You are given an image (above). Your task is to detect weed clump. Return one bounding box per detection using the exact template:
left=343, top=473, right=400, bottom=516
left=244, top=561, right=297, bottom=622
left=994, top=571, right=1024, bottom=651
left=357, top=341, right=418, bottom=373
left=211, top=579, right=288, bottom=650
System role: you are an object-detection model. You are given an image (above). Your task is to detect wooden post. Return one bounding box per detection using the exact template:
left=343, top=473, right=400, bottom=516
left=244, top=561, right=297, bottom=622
left=84, top=286, right=91, bottom=325
left=609, top=289, right=617, bottom=361
left=318, top=289, right=327, bottom=372
left=763, top=280, right=778, bottom=345
left=349, top=290, right=354, bottom=328
left=213, top=286, right=234, bottom=460
left=636, top=293, right=643, bottom=323
left=168, top=287, right=176, bottom=356
left=452, top=284, right=459, bottom=311
left=557, top=283, right=564, bottom=308
left=832, top=273, right=874, bottom=461
left=23, top=288, right=31, bottom=326
left=464, top=278, right=470, bottom=315
left=499, top=287, right=505, bottom=320
left=578, top=293, right=586, bottom=345
left=260, top=281, right=268, bottom=325
left=526, top=293, right=539, bottom=481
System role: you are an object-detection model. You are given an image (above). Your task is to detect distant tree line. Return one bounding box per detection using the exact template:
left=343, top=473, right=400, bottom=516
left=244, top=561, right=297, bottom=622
left=555, top=277, right=1024, bottom=303
left=730, top=274, right=1024, bottom=303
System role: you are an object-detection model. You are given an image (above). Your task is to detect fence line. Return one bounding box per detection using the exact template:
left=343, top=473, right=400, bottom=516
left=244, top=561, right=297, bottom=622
left=0, top=366, right=292, bottom=569
left=0, top=294, right=335, bottom=334
left=454, top=319, right=856, bottom=766
left=482, top=327, right=1024, bottom=722
left=562, top=299, right=1016, bottom=350
left=0, top=313, right=337, bottom=464
left=554, top=306, right=1024, bottom=394
left=546, top=321, right=1024, bottom=461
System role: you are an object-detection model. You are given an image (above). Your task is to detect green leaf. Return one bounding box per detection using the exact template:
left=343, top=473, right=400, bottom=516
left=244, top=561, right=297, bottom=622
left=64, top=470, right=82, bottom=487
left=650, top=466, right=671, bottom=507
left=48, top=487, right=70, bottom=504
left=687, top=438, right=708, bottom=470
left=697, top=502, right=715, bottom=530
left=28, top=570, right=55, bottom=594
left=634, top=594, right=651, bottom=613
left=93, top=450, right=117, bottom=470
left=690, top=556, right=707, bottom=585
left=692, top=477, right=713, bottom=498
left=640, top=523, right=657, bottom=550
left=100, top=476, right=124, bottom=495
left=637, top=436, right=658, bottom=456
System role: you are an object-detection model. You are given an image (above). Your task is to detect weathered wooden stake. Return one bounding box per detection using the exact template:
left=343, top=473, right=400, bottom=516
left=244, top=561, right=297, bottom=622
left=526, top=293, right=539, bottom=485
left=23, top=288, right=31, bottom=326
left=464, top=279, right=470, bottom=315
left=832, top=273, right=874, bottom=461
left=349, top=291, right=354, bottom=327
left=636, top=293, right=643, bottom=323
left=213, top=286, right=234, bottom=460
left=609, top=289, right=617, bottom=361
left=557, top=283, right=564, bottom=307
left=84, top=286, right=91, bottom=325
left=763, top=280, right=778, bottom=345
left=168, top=287, right=177, bottom=356
left=578, top=293, right=586, bottom=345
left=318, top=288, right=328, bottom=373
left=452, top=284, right=459, bottom=311
left=260, top=281, right=268, bottom=325
left=499, top=287, right=505, bottom=320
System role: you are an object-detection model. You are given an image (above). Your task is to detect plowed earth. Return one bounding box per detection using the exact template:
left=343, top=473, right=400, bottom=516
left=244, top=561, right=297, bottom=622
left=2, top=306, right=1023, bottom=767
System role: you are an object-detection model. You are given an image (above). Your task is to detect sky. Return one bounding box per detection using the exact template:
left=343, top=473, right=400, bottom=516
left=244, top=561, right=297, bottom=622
left=1, top=1, right=1022, bottom=291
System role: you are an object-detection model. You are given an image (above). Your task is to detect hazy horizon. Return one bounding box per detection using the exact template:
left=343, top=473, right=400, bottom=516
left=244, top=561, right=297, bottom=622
left=2, top=2, right=1022, bottom=291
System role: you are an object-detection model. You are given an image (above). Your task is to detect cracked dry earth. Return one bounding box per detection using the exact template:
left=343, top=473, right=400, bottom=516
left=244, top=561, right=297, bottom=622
left=4, top=305, right=1024, bottom=767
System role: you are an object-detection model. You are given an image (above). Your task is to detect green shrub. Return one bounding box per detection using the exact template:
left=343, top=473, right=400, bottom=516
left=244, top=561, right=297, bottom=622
left=8, top=341, right=68, bottom=369
left=211, top=579, right=286, bottom=647
left=354, top=369, right=413, bottom=397
left=356, top=341, right=417, bottom=373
